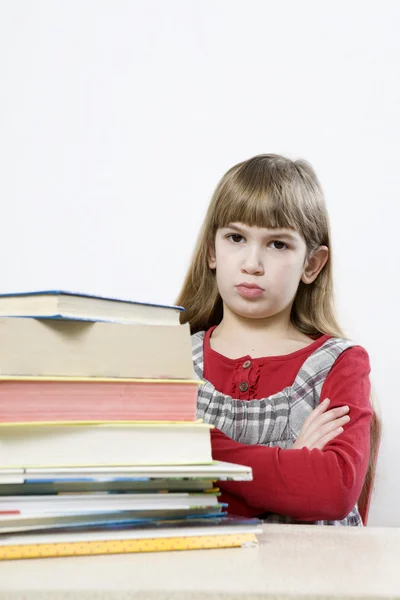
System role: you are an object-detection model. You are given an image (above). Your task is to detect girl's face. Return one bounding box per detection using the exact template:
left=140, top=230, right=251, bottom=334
left=208, top=222, right=311, bottom=321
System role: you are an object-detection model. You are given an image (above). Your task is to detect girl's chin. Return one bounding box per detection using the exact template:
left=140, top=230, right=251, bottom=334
left=229, top=304, right=277, bottom=320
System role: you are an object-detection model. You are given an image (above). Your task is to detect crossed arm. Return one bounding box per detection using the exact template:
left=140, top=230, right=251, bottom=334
left=195, top=346, right=372, bottom=519
left=197, top=366, right=350, bottom=450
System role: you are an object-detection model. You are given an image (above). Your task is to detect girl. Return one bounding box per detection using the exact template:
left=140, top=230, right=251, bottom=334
left=176, top=154, right=379, bottom=526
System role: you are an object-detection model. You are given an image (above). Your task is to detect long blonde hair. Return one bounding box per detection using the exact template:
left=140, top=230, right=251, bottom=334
left=176, top=153, right=380, bottom=523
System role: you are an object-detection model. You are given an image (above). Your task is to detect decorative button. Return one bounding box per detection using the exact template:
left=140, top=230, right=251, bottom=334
left=243, top=360, right=252, bottom=369
left=239, top=382, right=249, bottom=392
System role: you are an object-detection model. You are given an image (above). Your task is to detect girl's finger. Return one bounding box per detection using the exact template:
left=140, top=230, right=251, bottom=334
left=308, top=415, right=350, bottom=445
left=306, top=406, right=350, bottom=436
left=312, top=426, right=344, bottom=450
left=301, top=398, right=330, bottom=433
left=308, top=413, right=350, bottom=448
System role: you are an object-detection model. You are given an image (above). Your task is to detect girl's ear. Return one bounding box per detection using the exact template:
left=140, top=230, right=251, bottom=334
left=208, top=246, right=217, bottom=269
left=301, top=245, right=329, bottom=284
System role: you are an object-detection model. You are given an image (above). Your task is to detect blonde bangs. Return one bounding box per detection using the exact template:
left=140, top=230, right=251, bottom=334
left=208, top=157, right=328, bottom=249
left=211, top=184, right=305, bottom=233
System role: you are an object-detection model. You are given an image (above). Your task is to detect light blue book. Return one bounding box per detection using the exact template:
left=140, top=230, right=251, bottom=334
left=0, top=290, right=183, bottom=325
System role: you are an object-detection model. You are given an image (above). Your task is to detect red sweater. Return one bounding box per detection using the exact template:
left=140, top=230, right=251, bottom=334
left=203, top=327, right=372, bottom=522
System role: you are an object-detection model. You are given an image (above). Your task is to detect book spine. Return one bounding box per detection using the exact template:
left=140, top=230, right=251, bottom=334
left=0, top=533, right=258, bottom=559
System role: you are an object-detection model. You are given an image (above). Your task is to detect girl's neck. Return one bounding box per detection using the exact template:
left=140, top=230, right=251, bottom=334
left=210, top=308, right=314, bottom=359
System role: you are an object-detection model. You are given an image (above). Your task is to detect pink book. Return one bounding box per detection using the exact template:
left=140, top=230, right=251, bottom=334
left=0, top=378, right=199, bottom=423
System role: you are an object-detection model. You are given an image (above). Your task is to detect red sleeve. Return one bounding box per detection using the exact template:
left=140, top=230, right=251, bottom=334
left=212, top=345, right=373, bottom=521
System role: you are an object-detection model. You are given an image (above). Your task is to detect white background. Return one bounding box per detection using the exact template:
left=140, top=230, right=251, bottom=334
left=1, top=0, right=399, bottom=526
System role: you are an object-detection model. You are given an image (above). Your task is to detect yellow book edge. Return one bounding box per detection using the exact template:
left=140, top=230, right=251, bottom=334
left=0, top=376, right=203, bottom=384
left=0, top=533, right=258, bottom=560
left=0, top=419, right=212, bottom=428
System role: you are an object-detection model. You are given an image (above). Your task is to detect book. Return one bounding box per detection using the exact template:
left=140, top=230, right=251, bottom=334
left=0, top=490, right=226, bottom=534
left=3, top=520, right=259, bottom=545
left=0, top=462, right=252, bottom=494
left=0, top=290, right=183, bottom=325
left=0, top=318, right=194, bottom=378
left=0, top=491, right=221, bottom=514
left=0, top=479, right=217, bottom=495
left=0, top=522, right=261, bottom=559
left=0, top=461, right=254, bottom=535
left=0, top=533, right=259, bottom=559
left=0, top=461, right=253, bottom=482
left=0, top=421, right=213, bottom=468
left=0, top=508, right=227, bottom=535
left=0, top=377, right=199, bottom=423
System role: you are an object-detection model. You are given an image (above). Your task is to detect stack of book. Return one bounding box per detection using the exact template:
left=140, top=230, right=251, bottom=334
left=0, top=290, right=261, bottom=559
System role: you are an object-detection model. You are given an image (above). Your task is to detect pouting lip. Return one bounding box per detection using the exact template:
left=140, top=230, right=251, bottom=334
left=236, top=283, right=264, bottom=291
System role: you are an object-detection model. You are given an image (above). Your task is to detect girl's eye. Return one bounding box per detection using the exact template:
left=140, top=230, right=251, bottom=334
left=227, top=234, right=245, bottom=243
left=270, top=241, right=288, bottom=250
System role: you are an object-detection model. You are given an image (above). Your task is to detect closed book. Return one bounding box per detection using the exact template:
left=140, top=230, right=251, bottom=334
left=0, top=479, right=217, bottom=495
left=0, top=377, right=199, bottom=423
left=0, top=318, right=193, bottom=379
left=0, top=533, right=259, bottom=559
left=0, top=491, right=225, bottom=534
left=0, top=461, right=252, bottom=482
left=0, top=290, right=183, bottom=325
left=0, top=421, right=213, bottom=468
left=1, top=513, right=256, bottom=536
left=0, top=462, right=252, bottom=493
left=0, top=491, right=221, bottom=514
left=0, top=507, right=227, bottom=535
left=0, top=522, right=261, bottom=559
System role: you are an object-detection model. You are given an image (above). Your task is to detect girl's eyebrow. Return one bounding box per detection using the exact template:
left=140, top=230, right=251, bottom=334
left=224, top=223, right=299, bottom=241
left=268, top=230, right=299, bottom=241
left=221, top=224, right=246, bottom=233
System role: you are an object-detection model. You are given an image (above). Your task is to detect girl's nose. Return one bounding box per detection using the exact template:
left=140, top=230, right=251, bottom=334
left=241, top=248, right=264, bottom=275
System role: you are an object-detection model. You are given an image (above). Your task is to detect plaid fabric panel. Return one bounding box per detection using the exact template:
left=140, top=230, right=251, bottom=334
left=193, top=332, right=355, bottom=445
left=193, top=331, right=292, bottom=444
left=288, top=337, right=357, bottom=439
left=192, top=331, right=363, bottom=526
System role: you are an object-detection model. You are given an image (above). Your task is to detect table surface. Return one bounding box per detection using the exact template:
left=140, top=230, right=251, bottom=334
left=0, top=523, right=399, bottom=599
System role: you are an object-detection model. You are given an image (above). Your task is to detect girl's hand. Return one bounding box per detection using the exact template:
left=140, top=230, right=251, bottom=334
left=292, top=398, right=350, bottom=450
